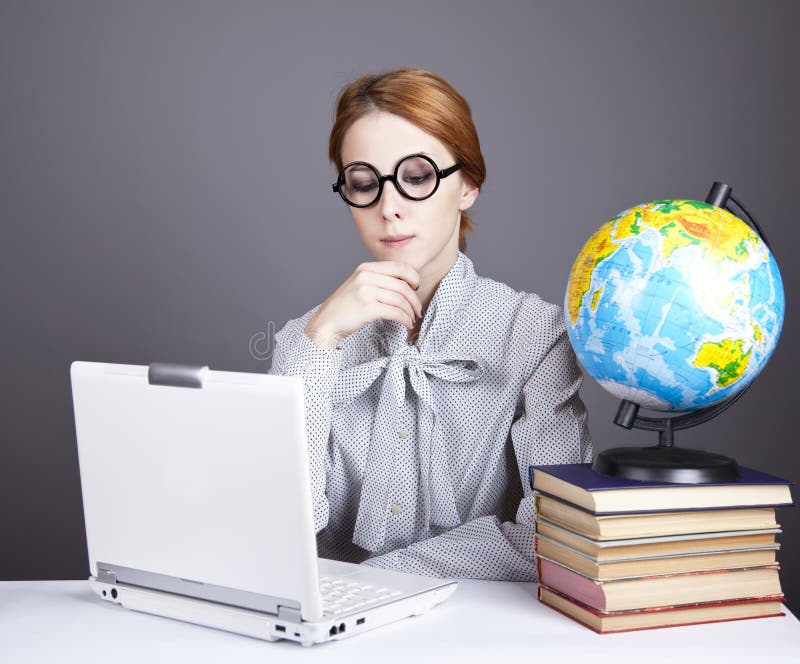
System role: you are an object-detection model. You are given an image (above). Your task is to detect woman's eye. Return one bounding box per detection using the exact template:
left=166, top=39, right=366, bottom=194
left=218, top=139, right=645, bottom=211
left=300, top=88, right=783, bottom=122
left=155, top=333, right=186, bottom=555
left=352, top=182, right=378, bottom=193
left=403, top=173, right=432, bottom=185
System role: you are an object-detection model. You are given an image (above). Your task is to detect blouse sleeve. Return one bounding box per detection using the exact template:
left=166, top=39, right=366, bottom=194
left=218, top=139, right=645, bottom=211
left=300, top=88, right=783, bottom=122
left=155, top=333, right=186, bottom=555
left=268, top=311, right=343, bottom=534
left=361, top=302, right=593, bottom=580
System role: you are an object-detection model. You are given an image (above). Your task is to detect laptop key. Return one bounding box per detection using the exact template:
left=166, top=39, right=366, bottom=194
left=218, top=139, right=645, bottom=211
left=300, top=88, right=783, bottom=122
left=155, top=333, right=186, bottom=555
left=319, top=575, right=404, bottom=615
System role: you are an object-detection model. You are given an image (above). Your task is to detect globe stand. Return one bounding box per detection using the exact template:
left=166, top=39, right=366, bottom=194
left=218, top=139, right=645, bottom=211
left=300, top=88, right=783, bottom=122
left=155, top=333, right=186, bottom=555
left=592, top=182, right=772, bottom=485
left=593, top=400, right=741, bottom=483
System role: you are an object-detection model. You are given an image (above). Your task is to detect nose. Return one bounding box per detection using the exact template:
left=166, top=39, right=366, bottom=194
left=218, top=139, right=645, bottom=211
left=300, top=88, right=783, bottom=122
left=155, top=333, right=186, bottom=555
left=378, top=177, right=405, bottom=221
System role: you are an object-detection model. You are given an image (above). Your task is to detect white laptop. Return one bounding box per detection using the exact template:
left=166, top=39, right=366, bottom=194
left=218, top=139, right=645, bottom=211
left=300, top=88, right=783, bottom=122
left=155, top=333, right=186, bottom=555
left=70, top=360, right=457, bottom=646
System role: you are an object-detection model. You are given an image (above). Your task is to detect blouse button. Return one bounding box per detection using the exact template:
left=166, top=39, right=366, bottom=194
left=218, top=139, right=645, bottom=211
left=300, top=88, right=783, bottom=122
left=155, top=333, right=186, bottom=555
left=398, top=428, right=409, bottom=439
left=390, top=504, right=404, bottom=515
left=303, top=361, right=314, bottom=374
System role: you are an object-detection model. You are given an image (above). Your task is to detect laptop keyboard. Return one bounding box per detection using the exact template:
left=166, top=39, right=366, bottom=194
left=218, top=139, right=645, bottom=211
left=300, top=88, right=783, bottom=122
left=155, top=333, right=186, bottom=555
left=319, top=576, right=403, bottom=615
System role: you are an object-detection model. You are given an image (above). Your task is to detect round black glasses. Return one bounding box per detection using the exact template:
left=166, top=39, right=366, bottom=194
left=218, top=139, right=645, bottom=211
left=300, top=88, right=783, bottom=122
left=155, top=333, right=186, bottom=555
left=332, top=153, right=462, bottom=208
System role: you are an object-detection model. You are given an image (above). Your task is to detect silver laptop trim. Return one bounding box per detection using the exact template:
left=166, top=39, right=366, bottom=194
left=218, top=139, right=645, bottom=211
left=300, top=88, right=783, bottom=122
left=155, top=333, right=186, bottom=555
left=96, top=561, right=299, bottom=615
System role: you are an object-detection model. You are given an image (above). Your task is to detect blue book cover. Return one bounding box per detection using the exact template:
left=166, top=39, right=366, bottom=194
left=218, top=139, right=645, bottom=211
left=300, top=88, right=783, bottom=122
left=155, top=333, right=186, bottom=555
left=529, top=463, right=794, bottom=514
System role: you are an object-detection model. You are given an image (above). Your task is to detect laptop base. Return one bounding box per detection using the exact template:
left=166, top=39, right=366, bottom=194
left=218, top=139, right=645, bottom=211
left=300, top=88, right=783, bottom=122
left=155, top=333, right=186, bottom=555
left=88, top=576, right=456, bottom=646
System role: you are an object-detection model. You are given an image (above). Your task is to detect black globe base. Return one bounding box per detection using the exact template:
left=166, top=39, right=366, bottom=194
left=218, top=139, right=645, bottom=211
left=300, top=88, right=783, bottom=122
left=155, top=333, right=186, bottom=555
left=593, top=445, right=740, bottom=484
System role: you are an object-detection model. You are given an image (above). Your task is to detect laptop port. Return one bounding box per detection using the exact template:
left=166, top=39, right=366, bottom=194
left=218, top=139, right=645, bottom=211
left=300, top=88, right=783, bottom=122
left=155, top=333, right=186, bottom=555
left=356, top=617, right=365, bottom=625
left=329, top=625, right=338, bottom=636
left=339, top=623, right=346, bottom=633
left=110, top=588, right=118, bottom=599
left=275, top=625, right=286, bottom=633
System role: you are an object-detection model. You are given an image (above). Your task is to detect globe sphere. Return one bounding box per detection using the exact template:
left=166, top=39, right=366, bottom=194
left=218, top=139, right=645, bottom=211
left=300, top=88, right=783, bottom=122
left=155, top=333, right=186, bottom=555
left=565, top=199, right=784, bottom=412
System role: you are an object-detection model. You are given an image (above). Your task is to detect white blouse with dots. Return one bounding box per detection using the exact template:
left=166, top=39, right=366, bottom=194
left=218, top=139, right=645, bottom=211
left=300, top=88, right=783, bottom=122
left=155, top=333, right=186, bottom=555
left=268, top=250, right=592, bottom=581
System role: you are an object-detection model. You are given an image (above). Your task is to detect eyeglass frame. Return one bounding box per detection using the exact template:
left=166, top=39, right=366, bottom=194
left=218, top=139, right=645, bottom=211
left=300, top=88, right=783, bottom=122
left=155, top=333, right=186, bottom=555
left=332, top=153, right=462, bottom=208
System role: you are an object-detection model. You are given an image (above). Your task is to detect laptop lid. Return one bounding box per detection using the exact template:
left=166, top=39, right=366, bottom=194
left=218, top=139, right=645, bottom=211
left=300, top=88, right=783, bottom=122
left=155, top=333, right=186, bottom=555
left=70, top=361, right=323, bottom=621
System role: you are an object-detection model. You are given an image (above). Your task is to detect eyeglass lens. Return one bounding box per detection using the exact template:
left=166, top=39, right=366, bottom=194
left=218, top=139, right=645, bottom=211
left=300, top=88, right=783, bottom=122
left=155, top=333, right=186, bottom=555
left=341, top=155, right=438, bottom=206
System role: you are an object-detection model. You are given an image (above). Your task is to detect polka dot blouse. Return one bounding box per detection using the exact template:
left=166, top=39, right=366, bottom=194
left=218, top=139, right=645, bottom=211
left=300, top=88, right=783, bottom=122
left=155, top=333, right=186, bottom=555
left=268, top=251, right=593, bottom=581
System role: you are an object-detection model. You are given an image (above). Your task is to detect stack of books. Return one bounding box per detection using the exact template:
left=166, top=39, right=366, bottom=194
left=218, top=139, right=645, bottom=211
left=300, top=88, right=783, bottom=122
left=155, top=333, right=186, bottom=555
left=529, top=463, right=794, bottom=633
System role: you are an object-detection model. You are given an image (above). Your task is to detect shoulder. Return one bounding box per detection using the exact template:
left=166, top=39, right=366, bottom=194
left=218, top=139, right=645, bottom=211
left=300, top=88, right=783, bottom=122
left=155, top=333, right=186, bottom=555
left=465, top=269, right=567, bottom=368
left=470, top=270, right=565, bottom=337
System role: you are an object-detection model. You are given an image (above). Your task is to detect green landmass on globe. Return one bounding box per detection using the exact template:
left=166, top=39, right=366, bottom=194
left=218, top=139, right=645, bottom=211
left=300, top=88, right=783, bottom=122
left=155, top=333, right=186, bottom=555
left=564, top=199, right=784, bottom=412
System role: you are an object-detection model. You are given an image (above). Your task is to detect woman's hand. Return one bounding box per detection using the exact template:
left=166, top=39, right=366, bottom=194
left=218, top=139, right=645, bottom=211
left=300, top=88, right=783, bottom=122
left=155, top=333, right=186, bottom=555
left=304, top=261, right=424, bottom=350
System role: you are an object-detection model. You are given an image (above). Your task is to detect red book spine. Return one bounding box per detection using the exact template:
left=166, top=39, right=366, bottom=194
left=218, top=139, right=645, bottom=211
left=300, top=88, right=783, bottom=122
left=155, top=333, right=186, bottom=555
left=537, top=585, right=786, bottom=634
left=538, top=557, right=782, bottom=613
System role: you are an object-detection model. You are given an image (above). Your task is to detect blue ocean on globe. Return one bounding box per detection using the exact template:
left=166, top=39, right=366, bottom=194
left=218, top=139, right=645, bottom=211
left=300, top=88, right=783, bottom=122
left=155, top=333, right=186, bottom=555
left=564, top=199, right=785, bottom=412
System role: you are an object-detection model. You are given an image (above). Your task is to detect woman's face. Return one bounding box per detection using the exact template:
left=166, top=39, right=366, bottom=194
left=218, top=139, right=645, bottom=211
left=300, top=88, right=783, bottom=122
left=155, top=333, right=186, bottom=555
left=339, top=111, right=478, bottom=275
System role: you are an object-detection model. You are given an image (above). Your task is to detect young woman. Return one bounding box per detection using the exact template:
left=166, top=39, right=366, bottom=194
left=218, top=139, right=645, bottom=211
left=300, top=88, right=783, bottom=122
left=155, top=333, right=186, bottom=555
left=269, top=68, right=592, bottom=580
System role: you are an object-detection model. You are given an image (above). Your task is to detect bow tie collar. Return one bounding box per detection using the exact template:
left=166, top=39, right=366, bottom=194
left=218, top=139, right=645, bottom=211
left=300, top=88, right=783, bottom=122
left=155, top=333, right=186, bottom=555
left=332, top=343, right=485, bottom=553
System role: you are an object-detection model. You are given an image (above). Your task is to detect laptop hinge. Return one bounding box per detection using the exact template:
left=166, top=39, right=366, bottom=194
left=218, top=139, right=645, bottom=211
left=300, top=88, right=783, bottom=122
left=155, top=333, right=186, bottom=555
left=277, top=605, right=303, bottom=624
left=97, top=567, right=118, bottom=584
left=148, top=363, right=208, bottom=388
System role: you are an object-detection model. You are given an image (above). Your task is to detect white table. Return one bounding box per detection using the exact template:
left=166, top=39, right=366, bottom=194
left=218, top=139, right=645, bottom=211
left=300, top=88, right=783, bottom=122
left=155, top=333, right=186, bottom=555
left=2, top=581, right=799, bottom=663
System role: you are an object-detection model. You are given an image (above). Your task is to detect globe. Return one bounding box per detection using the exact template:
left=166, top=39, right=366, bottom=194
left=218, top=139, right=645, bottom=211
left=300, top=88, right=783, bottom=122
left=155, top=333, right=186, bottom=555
left=565, top=199, right=785, bottom=413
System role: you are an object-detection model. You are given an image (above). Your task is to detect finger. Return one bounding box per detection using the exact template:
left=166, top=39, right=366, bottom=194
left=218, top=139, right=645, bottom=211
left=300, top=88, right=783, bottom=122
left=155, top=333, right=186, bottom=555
left=374, top=288, right=417, bottom=325
left=374, top=302, right=415, bottom=329
left=371, top=272, right=423, bottom=318
left=356, top=260, right=420, bottom=292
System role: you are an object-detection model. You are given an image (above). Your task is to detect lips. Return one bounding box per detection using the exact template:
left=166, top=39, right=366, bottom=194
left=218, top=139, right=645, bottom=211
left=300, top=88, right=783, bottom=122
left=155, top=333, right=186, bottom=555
left=380, top=234, right=415, bottom=248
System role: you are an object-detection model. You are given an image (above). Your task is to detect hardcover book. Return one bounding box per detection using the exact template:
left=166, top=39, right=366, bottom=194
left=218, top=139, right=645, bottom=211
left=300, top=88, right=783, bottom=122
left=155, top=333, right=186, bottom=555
left=535, top=518, right=780, bottom=559
left=535, top=494, right=779, bottom=540
left=537, top=586, right=785, bottom=634
left=529, top=463, right=793, bottom=515
left=534, top=533, right=778, bottom=580
left=536, top=557, right=782, bottom=612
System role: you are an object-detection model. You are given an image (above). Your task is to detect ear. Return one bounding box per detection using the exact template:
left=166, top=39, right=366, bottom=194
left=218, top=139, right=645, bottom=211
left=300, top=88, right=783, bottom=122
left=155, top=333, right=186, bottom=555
left=459, top=181, right=480, bottom=211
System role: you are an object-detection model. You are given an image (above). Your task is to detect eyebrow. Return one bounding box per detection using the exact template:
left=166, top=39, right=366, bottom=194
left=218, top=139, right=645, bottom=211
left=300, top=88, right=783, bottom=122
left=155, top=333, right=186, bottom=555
left=341, top=151, right=438, bottom=173
left=351, top=152, right=435, bottom=166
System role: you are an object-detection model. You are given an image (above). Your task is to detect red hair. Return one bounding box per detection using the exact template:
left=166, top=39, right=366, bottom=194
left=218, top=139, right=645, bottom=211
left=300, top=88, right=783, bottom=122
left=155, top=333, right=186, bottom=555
left=328, top=68, right=486, bottom=252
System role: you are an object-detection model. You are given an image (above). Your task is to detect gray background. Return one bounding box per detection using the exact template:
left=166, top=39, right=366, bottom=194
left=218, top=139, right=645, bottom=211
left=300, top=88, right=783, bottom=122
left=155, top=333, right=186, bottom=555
left=2, top=0, right=798, bottom=615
